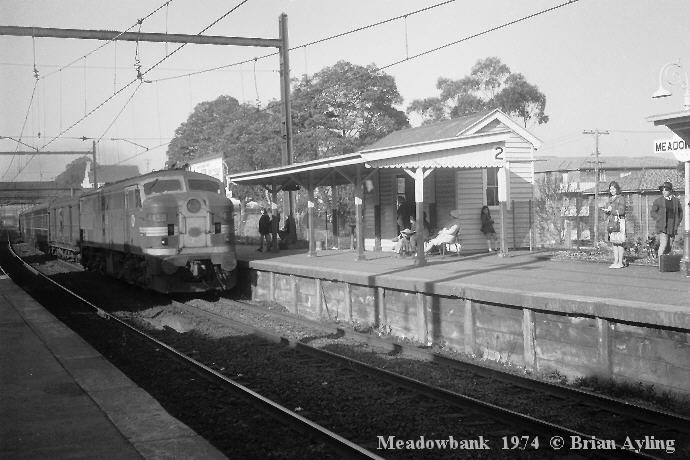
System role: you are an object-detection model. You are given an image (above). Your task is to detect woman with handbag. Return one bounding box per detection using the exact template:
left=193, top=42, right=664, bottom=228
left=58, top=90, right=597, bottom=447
left=602, top=181, right=626, bottom=268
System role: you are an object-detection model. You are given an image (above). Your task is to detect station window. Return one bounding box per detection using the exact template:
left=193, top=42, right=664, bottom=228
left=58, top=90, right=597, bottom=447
left=485, top=167, right=499, bottom=206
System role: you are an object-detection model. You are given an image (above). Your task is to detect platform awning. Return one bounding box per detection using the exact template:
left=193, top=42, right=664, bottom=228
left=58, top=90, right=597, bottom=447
left=227, top=132, right=510, bottom=188
left=227, top=152, right=367, bottom=188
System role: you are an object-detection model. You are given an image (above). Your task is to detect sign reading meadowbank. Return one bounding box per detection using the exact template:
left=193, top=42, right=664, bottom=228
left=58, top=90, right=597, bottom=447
left=654, top=135, right=690, bottom=162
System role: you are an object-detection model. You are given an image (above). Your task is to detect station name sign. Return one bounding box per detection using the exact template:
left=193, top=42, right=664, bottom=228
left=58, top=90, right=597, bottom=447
left=654, top=136, right=690, bottom=162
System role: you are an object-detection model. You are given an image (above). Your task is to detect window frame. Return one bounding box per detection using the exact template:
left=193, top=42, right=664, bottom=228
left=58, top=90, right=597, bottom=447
left=483, top=167, right=500, bottom=208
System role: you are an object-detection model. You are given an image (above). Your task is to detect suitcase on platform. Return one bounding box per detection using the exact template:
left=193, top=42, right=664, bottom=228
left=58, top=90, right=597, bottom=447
left=659, top=254, right=682, bottom=272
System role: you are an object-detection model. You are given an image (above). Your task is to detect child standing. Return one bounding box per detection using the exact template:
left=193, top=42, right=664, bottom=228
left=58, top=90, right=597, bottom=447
left=480, top=206, right=497, bottom=252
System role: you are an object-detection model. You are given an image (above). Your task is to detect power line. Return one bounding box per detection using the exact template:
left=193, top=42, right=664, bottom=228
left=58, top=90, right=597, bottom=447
left=9, top=1, right=251, bottom=181
left=39, top=1, right=174, bottom=80
left=379, top=0, right=580, bottom=70
left=1, top=80, right=39, bottom=180
left=583, top=128, right=609, bottom=244
left=150, top=0, right=457, bottom=83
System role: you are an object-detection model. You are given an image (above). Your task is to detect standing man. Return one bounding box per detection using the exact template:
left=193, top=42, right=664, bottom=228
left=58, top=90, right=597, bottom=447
left=650, top=181, right=683, bottom=258
left=258, top=208, right=272, bottom=252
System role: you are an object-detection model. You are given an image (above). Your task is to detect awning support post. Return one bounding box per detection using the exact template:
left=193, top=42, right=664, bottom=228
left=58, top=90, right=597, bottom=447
left=355, top=166, right=365, bottom=261
left=307, top=178, right=316, bottom=257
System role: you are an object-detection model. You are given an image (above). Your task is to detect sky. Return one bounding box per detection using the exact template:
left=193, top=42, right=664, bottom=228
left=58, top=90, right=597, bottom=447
left=1, top=0, right=689, bottom=182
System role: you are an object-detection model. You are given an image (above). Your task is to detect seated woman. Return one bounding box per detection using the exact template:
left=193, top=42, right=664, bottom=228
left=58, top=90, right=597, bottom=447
left=425, top=210, right=461, bottom=254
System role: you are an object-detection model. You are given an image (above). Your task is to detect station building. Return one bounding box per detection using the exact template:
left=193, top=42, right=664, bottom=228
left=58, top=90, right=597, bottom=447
left=229, top=108, right=542, bottom=261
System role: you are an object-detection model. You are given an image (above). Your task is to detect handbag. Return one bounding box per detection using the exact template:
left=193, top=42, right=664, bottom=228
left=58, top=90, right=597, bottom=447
left=609, top=218, right=626, bottom=244
left=607, top=212, right=620, bottom=233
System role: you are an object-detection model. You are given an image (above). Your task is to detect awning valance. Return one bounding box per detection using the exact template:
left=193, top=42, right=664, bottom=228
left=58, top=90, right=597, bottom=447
left=363, top=142, right=505, bottom=169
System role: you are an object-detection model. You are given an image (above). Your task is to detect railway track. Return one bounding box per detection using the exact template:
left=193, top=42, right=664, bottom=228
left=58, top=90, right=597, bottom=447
left=7, top=240, right=688, bottom=459
left=1, top=240, right=380, bottom=459
left=168, top=299, right=686, bottom=460
left=207, top=297, right=690, bottom=437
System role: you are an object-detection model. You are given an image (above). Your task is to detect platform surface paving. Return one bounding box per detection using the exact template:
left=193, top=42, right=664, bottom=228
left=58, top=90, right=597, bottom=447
left=0, top=277, right=226, bottom=460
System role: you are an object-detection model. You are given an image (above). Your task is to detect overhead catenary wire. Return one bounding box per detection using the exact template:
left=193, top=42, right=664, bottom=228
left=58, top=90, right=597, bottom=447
left=38, top=0, right=174, bottom=81
left=378, top=0, right=580, bottom=70
left=13, top=0, right=252, bottom=180
left=1, top=79, right=39, bottom=180
left=95, top=81, right=144, bottom=145
left=150, top=0, right=457, bottom=83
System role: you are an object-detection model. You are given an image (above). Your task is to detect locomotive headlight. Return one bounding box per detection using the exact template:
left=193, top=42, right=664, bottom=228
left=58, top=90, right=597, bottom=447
left=187, top=199, right=201, bottom=213
left=161, top=237, right=168, bottom=246
left=147, top=212, right=167, bottom=222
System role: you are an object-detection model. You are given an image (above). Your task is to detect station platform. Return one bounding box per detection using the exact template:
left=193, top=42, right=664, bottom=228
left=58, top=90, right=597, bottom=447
left=0, top=276, right=226, bottom=460
left=239, top=245, right=690, bottom=328
left=237, top=245, right=690, bottom=396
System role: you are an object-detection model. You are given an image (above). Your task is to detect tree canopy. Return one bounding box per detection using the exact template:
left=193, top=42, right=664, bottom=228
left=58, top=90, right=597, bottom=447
left=54, top=156, right=90, bottom=188
left=291, top=61, right=409, bottom=160
left=165, top=61, right=409, bottom=202
left=407, top=57, right=549, bottom=128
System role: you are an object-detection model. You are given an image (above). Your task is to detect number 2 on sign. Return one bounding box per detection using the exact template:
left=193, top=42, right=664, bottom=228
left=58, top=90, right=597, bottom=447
left=494, top=146, right=504, bottom=160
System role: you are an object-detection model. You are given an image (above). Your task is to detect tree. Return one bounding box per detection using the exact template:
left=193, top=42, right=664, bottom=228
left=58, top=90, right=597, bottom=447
left=165, top=61, right=409, bottom=219
left=407, top=57, right=549, bottom=127
left=291, top=61, right=409, bottom=160
left=54, top=156, right=90, bottom=188
left=166, top=95, right=284, bottom=203
left=493, top=73, right=549, bottom=127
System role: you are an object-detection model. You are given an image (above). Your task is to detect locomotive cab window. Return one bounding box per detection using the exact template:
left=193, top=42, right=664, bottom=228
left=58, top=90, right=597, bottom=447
left=188, top=179, right=221, bottom=194
left=126, top=189, right=142, bottom=209
left=144, top=178, right=182, bottom=195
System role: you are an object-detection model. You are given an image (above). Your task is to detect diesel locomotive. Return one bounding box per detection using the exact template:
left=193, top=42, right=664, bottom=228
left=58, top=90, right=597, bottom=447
left=19, top=169, right=237, bottom=293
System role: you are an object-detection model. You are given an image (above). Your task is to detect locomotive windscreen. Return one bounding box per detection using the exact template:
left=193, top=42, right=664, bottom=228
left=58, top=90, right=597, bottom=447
left=188, top=179, right=221, bottom=194
left=144, top=178, right=182, bottom=195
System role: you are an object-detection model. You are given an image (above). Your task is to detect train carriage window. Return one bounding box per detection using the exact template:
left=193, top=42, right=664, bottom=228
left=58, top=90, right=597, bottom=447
left=188, top=179, right=221, bottom=194
left=144, top=178, right=182, bottom=195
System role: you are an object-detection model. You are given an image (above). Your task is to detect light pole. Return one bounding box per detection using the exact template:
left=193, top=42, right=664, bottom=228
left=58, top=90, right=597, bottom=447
left=652, top=61, right=690, bottom=276
left=652, top=61, right=690, bottom=111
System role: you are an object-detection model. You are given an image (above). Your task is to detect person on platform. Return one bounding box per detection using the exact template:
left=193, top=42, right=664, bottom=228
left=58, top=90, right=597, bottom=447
left=257, top=207, right=272, bottom=252
left=425, top=210, right=461, bottom=254
left=602, top=181, right=626, bottom=268
left=650, top=181, right=683, bottom=259
left=396, top=197, right=411, bottom=233
left=409, top=213, right=430, bottom=256
left=480, top=206, right=497, bottom=252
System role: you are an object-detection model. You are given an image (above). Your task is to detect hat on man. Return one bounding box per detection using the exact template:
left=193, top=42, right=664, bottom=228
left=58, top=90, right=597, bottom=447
left=659, top=181, right=674, bottom=192
left=449, top=210, right=462, bottom=219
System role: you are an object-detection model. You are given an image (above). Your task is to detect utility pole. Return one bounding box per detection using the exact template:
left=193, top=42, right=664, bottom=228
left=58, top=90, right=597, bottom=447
left=583, top=129, right=609, bottom=245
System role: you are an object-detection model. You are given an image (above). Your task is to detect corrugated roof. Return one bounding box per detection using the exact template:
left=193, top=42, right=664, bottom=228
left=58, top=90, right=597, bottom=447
left=534, top=156, right=679, bottom=173
left=361, top=110, right=494, bottom=151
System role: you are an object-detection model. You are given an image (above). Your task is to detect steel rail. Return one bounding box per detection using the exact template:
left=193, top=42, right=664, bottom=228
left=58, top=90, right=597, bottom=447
left=229, top=298, right=690, bottom=435
left=4, top=241, right=382, bottom=460
left=175, top=301, right=663, bottom=460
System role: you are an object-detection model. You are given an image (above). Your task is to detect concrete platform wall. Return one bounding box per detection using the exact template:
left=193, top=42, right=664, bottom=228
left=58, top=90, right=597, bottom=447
left=251, top=269, right=690, bottom=397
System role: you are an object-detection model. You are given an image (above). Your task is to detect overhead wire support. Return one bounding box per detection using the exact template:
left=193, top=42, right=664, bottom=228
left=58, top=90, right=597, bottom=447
left=5, top=0, right=252, bottom=179
left=34, top=0, right=174, bottom=81
left=149, top=0, right=456, bottom=83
